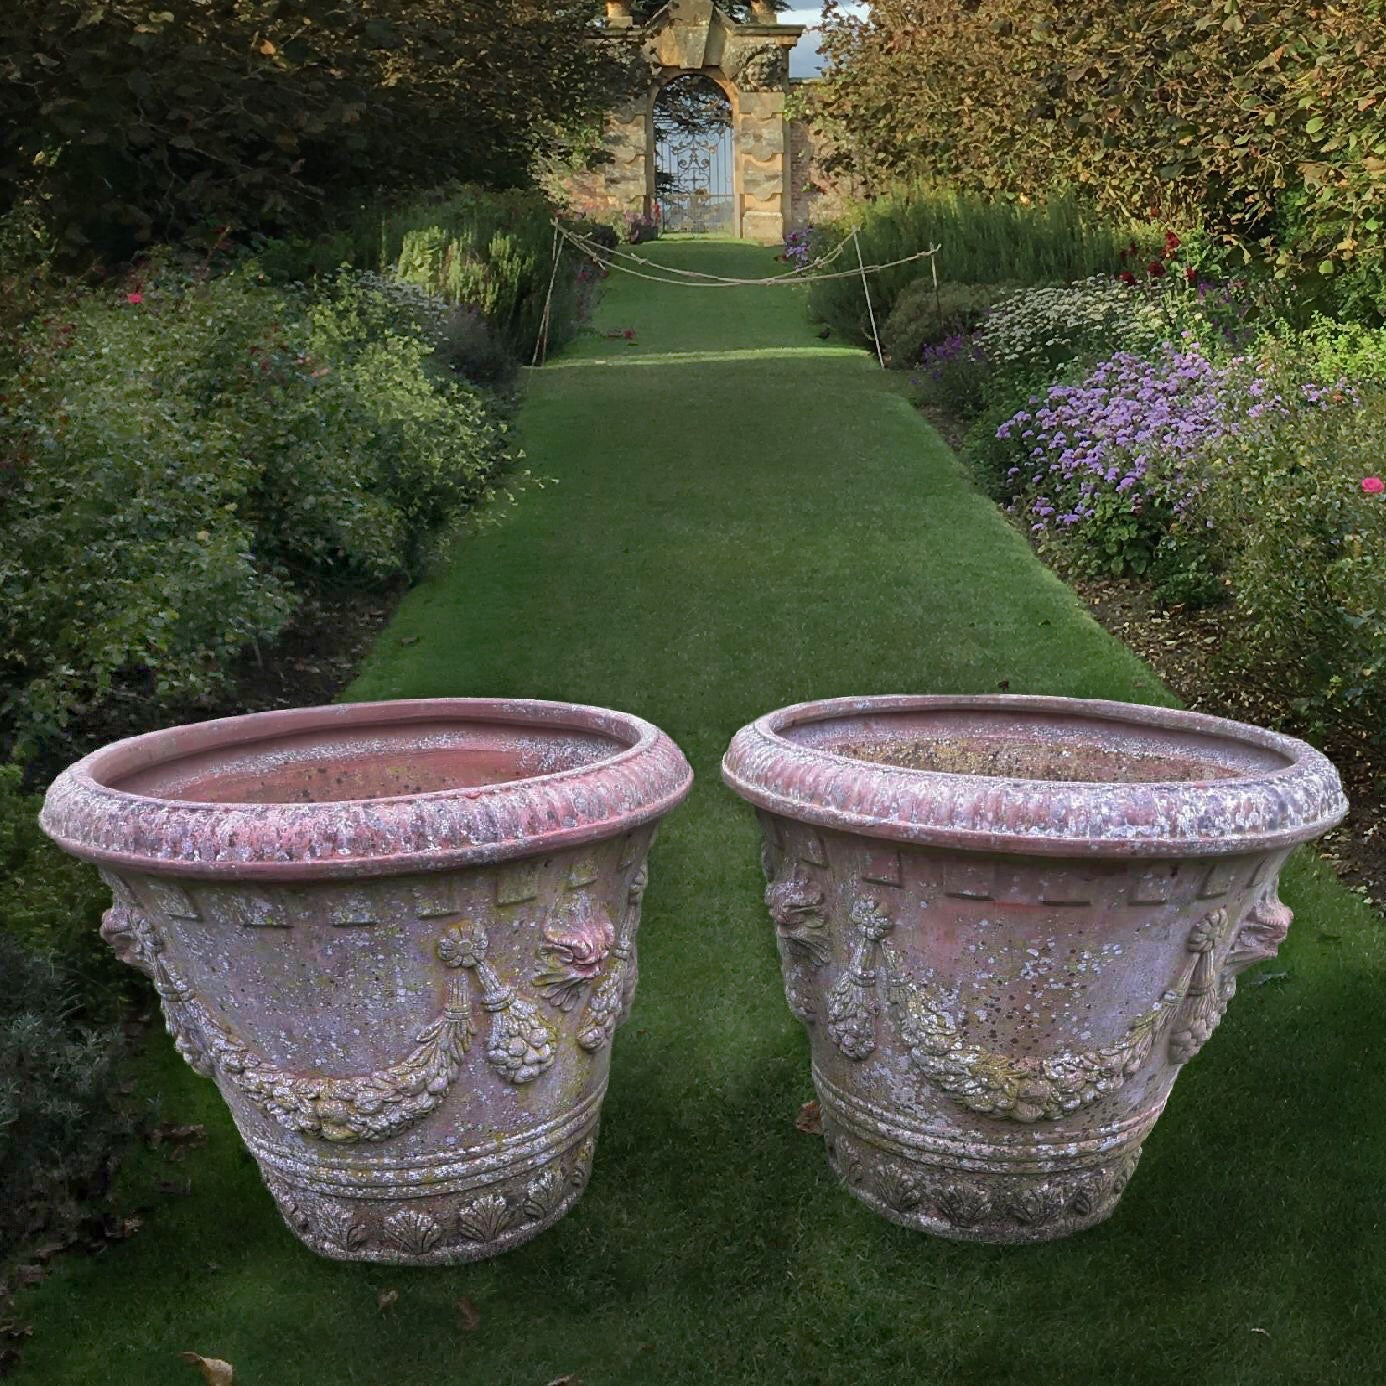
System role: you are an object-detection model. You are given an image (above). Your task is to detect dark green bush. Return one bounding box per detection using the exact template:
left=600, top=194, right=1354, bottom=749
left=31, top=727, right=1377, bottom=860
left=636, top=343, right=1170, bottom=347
left=0, top=261, right=512, bottom=761
left=0, top=933, right=131, bottom=1255
left=0, top=3, right=629, bottom=262
left=881, top=279, right=1019, bottom=368
left=0, top=767, right=132, bottom=1257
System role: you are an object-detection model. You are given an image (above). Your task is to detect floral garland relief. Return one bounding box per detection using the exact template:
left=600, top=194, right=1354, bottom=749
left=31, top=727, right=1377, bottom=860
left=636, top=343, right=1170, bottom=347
left=761, top=866, right=1290, bottom=1124
left=100, top=861, right=652, bottom=1146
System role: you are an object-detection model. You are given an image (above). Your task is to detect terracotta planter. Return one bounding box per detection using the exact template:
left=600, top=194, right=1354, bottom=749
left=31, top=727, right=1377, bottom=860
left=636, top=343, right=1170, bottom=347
left=42, top=698, right=692, bottom=1264
left=723, top=695, right=1346, bottom=1243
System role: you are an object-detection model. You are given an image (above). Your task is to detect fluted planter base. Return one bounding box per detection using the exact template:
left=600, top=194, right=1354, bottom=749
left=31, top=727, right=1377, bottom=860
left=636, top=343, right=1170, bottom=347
left=261, top=1125, right=599, bottom=1265
left=819, top=1100, right=1142, bottom=1244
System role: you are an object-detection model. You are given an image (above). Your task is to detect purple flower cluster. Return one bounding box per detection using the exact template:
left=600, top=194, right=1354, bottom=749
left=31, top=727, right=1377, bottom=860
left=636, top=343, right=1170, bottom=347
left=916, top=332, right=988, bottom=381
left=997, top=342, right=1359, bottom=547
left=782, top=229, right=812, bottom=270
left=998, top=344, right=1233, bottom=532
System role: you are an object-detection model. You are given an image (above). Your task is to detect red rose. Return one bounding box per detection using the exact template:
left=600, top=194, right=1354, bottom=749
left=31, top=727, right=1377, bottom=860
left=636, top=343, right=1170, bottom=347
left=1184, top=267, right=1197, bottom=283
left=1147, top=261, right=1166, bottom=278
left=1118, top=270, right=1137, bottom=285
left=1164, top=231, right=1182, bottom=254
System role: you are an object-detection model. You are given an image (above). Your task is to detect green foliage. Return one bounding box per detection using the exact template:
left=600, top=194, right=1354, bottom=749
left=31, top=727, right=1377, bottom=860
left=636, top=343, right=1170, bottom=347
left=251, top=186, right=601, bottom=371
left=881, top=279, right=1018, bottom=368
left=380, top=187, right=586, bottom=362
left=812, top=0, right=1386, bottom=311
left=0, top=767, right=121, bottom=1011
left=0, top=930, right=130, bottom=1256
left=0, top=261, right=511, bottom=761
left=0, top=767, right=131, bottom=1257
left=1288, top=317, right=1386, bottom=388
left=1197, top=378, right=1386, bottom=733
left=809, top=185, right=1150, bottom=346
left=0, top=2, right=632, bottom=261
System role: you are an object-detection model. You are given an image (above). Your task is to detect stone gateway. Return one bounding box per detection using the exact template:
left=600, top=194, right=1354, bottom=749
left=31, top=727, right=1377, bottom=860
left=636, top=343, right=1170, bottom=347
left=567, top=0, right=804, bottom=244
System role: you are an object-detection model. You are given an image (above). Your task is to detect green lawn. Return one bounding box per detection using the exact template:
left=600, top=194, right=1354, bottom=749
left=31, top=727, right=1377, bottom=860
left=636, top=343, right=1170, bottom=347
left=15, top=241, right=1385, bottom=1384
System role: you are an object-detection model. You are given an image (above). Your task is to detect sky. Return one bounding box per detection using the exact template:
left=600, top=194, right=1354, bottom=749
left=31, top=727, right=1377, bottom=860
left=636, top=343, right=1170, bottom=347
left=783, top=4, right=867, bottom=78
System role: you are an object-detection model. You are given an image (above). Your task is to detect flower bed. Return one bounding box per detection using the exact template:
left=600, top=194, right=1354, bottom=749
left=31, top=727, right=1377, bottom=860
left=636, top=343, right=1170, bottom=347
left=922, top=261, right=1386, bottom=742
left=0, top=260, right=514, bottom=765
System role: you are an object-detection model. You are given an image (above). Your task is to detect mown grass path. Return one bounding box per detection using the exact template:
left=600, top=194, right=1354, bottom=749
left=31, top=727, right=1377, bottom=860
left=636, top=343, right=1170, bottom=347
left=17, top=242, right=1385, bottom=1384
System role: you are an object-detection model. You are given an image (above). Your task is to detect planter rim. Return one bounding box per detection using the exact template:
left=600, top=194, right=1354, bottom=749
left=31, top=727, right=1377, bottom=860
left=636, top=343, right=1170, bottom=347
left=721, top=694, right=1347, bottom=858
left=40, top=697, right=693, bottom=881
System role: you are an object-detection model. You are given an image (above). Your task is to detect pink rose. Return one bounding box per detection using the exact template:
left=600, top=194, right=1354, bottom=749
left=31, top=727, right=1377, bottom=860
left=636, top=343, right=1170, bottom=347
left=1362, top=476, right=1384, bottom=494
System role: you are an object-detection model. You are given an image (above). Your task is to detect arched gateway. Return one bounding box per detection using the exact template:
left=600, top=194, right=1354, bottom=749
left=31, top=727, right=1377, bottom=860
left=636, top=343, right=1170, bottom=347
left=565, top=0, right=804, bottom=244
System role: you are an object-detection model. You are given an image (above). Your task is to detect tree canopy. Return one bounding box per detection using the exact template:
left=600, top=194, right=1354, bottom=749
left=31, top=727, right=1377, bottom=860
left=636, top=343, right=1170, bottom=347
left=1, top=2, right=633, bottom=258
left=811, top=0, right=1386, bottom=277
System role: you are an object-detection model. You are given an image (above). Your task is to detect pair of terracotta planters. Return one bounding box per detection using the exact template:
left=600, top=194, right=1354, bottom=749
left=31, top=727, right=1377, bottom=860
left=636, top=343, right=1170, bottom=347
left=41, top=694, right=1346, bottom=1259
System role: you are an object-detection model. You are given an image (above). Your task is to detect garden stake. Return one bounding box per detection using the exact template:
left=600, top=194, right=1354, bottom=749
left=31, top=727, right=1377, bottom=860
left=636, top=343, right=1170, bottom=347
left=854, top=229, right=885, bottom=368
left=533, top=222, right=564, bottom=367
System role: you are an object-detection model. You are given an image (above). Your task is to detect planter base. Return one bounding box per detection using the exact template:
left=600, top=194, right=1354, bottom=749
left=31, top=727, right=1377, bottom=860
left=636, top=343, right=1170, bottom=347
left=260, top=1124, right=599, bottom=1265
left=821, top=1106, right=1142, bottom=1245
left=813, top=1058, right=1151, bottom=1243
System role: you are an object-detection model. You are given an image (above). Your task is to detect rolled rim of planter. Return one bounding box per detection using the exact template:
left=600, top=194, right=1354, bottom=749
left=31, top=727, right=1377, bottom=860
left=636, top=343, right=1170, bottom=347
left=721, top=694, right=1347, bottom=858
left=42, top=697, right=693, bottom=880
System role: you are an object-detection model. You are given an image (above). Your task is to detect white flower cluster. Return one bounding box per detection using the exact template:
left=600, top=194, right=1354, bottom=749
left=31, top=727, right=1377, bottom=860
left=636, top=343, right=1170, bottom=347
left=976, top=277, right=1166, bottom=372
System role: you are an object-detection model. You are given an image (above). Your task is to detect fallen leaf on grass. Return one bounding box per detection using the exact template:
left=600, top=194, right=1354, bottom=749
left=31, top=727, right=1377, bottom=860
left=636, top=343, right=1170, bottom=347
left=1250, top=1326, right=1270, bottom=1338
left=179, top=1351, right=235, bottom=1384
left=456, top=1296, right=481, bottom=1332
left=546, top=1376, right=581, bottom=1385
left=795, top=1100, right=823, bottom=1135
left=1249, top=970, right=1289, bottom=987
left=397, top=635, right=420, bottom=646
left=378, top=1289, right=399, bottom=1313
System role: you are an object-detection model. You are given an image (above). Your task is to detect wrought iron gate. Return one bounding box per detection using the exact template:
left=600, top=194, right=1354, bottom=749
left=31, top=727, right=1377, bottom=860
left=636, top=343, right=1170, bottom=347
left=654, top=85, right=735, bottom=235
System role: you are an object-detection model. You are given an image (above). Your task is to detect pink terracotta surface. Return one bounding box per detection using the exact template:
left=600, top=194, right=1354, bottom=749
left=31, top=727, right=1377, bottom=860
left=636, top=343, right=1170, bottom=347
left=43, top=698, right=692, bottom=1264
left=723, top=694, right=1347, bottom=1243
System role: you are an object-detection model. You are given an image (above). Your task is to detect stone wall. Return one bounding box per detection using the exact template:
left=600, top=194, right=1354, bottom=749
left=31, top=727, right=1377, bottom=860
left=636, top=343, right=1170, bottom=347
left=788, top=98, right=862, bottom=232
left=558, top=0, right=802, bottom=245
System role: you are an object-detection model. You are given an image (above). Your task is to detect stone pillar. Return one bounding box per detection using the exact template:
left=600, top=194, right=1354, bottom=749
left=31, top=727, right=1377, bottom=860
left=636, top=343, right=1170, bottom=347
left=737, top=87, right=789, bottom=244
left=563, top=94, right=651, bottom=224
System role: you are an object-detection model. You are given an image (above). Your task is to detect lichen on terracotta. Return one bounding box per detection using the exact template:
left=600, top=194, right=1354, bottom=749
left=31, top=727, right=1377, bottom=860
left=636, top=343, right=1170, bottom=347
left=43, top=697, right=692, bottom=1265
left=723, top=694, right=1347, bottom=1243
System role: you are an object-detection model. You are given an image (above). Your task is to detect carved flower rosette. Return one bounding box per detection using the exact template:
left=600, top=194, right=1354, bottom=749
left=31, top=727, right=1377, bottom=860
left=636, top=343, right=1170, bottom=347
left=725, top=694, right=1346, bottom=1244
left=41, top=698, right=692, bottom=1265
